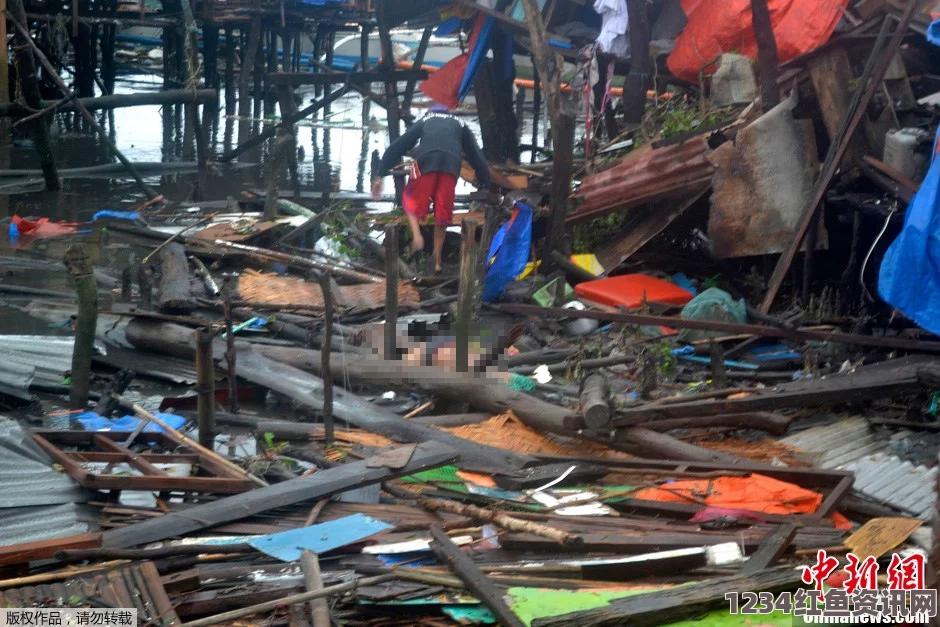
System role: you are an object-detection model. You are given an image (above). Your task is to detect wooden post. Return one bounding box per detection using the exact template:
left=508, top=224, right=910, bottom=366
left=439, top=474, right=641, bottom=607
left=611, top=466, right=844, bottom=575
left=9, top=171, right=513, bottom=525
left=318, top=273, right=334, bottom=446
left=402, top=26, right=433, bottom=115
left=376, top=4, right=404, bottom=201
left=263, top=128, right=293, bottom=220
left=750, top=0, right=779, bottom=111
left=519, top=0, right=572, bottom=274
left=8, top=0, right=58, bottom=190
left=359, top=23, right=370, bottom=71
left=300, top=551, right=331, bottom=627
left=195, top=326, right=216, bottom=449
left=710, top=342, right=729, bottom=388
left=7, top=11, right=159, bottom=198
left=384, top=225, right=399, bottom=361
left=222, top=295, right=239, bottom=414
left=456, top=219, right=479, bottom=373
left=238, top=16, right=261, bottom=146
left=579, top=373, right=612, bottom=428
left=530, top=64, right=540, bottom=163
left=203, top=23, right=220, bottom=90
left=622, top=0, right=650, bottom=125
left=224, top=27, right=235, bottom=113
left=64, top=244, right=97, bottom=410
left=121, top=266, right=133, bottom=302
left=137, top=264, right=153, bottom=309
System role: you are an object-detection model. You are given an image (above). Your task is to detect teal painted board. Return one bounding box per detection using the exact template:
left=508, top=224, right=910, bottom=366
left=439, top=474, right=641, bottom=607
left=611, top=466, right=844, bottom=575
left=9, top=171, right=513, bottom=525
left=248, top=513, right=393, bottom=562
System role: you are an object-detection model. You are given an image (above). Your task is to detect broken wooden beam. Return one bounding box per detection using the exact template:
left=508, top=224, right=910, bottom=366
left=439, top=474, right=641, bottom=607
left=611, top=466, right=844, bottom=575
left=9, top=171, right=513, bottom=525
left=158, top=242, right=197, bottom=311
left=429, top=525, right=525, bottom=627
left=300, top=550, right=330, bottom=627
left=738, top=523, right=798, bottom=576
left=101, top=442, right=457, bottom=549
left=579, top=373, right=612, bottom=429
left=498, top=303, right=940, bottom=354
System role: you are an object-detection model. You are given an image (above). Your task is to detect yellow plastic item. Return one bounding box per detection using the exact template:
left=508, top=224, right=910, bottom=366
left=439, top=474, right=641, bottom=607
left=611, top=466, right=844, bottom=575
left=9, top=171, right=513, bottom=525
left=571, top=254, right=605, bottom=277
left=516, top=255, right=605, bottom=281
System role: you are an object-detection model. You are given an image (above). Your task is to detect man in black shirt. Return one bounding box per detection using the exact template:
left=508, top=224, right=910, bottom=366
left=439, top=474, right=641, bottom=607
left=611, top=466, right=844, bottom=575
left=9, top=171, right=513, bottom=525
left=372, top=105, right=490, bottom=273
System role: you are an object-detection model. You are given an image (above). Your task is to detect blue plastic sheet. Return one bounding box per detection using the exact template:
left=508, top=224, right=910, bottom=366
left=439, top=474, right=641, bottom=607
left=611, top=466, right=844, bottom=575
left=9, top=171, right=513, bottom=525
left=248, top=513, right=393, bottom=562
left=482, top=201, right=533, bottom=302
left=91, top=210, right=140, bottom=222
left=458, top=16, right=495, bottom=102
left=75, top=411, right=187, bottom=433
left=878, top=110, right=940, bottom=333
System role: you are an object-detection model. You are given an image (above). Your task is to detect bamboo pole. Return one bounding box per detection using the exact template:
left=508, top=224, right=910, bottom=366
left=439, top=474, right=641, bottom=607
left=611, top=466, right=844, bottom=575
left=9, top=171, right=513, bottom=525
left=300, top=551, right=331, bottom=627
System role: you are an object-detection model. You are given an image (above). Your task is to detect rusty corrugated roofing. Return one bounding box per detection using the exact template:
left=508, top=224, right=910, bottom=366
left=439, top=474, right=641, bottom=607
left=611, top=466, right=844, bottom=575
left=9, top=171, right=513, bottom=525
left=570, top=136, right=715, bottom=224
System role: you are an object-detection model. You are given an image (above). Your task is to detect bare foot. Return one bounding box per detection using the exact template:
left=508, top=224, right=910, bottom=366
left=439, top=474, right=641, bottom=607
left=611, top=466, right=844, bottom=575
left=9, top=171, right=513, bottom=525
left=410, top=235, right=424, bottom=255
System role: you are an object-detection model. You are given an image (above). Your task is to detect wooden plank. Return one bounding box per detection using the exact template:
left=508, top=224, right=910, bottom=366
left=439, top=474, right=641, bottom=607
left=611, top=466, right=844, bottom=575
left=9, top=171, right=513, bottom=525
left=844, top=517, right=923, bottom=558
left=429, top=525, right=525, bottom=627
left=300, top=551, right=330, bottom=627
left=531, top=566, right=803, bottom=626
left=738, top=524, right=797, bottom=576
left=607, top=357, right=925, bottom=426
left=70, top=452, right=201, bottom=464
left=0, top=533, right=101, bottom=566
left=101, top=442, right=458, bottom=548
left=268, top=69, right=428, bottom=87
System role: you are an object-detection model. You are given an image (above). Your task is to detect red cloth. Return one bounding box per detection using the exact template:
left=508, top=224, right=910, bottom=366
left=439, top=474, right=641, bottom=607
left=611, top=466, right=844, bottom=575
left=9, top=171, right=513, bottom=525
left=404, top=171, right=457, bottom=226
left=420, top=14, right=487, bottom=108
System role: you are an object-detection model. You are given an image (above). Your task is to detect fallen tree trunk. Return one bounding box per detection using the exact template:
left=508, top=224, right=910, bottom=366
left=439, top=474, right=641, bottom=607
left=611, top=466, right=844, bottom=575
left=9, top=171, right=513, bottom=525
left=157, top=242, right=196, bottom=311
left=122, top=319, right=532, bottom=472
left=599, top=427, right=741, bottom=464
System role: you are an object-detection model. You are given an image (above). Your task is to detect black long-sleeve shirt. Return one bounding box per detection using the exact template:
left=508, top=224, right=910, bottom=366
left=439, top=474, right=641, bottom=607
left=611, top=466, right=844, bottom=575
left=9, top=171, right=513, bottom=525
left=377, top=112, right=491, bottom=187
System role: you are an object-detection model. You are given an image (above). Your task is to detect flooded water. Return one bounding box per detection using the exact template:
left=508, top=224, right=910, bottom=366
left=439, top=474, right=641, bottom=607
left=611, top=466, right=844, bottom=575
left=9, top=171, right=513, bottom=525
left=0, top=65, right=544, bottom=223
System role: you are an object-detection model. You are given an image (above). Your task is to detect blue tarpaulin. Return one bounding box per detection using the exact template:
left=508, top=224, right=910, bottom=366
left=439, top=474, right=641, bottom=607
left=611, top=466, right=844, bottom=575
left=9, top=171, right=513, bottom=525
left=878, top=21, right=940, bottom=334
left=76, top=411, right=187, bottom=433
left=248, top=513, right=393, bottom=562
left=483, top=201, right=533, bottom=302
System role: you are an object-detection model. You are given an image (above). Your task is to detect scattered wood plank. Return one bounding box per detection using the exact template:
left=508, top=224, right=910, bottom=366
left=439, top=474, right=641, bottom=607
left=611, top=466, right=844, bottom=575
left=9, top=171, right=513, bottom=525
left=101, top=442, right=458, bottom=548
left=738, top=524, right=797, bottom=576
left=428, top=525, right=525, bottom=627
left=844, top=517, right=923, bottom=559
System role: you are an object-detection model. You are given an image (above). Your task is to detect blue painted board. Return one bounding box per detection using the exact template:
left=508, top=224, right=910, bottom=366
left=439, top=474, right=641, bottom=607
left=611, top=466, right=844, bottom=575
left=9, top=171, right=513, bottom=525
left=247, top=513, right=393, bottom=562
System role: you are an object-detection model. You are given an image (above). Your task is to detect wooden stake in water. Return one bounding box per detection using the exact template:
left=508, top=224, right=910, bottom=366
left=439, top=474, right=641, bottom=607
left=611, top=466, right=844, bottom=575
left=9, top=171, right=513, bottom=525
left=64, top=244, right=97, bottom=410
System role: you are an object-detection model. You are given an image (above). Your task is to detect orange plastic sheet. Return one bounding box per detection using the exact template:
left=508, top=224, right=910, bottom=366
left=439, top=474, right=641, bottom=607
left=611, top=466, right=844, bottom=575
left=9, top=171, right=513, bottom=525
left=633, top=473, right=852, bottom=530
left=667, top=0, right=848, bottom=83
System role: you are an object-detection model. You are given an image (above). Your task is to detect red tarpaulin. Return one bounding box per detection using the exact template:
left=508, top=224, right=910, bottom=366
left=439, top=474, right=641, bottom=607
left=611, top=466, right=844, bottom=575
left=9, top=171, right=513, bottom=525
left=667, top=0, right=849, bottom=83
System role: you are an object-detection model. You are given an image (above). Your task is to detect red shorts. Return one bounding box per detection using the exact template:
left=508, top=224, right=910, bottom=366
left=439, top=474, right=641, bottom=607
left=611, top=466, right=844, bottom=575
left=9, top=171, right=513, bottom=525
left=403, top=171, right=457, bottom=226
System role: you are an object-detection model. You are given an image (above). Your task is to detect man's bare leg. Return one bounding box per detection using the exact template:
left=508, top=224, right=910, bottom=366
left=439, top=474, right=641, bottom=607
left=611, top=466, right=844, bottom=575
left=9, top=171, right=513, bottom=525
left=406, top=212, right=424, bottom=255
left=433, top=224, right=446, bottom=272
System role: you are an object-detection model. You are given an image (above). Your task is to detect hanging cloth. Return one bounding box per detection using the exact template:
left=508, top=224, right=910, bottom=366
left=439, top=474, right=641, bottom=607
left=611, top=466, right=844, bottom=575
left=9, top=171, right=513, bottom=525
left=593, top=0, right=630, bottom=59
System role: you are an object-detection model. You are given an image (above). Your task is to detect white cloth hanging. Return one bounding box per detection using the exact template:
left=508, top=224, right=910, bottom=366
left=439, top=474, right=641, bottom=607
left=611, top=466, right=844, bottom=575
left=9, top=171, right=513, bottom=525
left=593, top=0, right=630, bottom=59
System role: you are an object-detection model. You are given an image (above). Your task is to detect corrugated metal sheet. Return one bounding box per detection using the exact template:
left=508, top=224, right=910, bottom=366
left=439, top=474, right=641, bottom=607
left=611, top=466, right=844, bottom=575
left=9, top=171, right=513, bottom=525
left=0, top=418, right=90, bottom=508
left=782, top=418, right=935, bottom=519
left=0, top=418, right=94, bottom=547
left=841, top=454, right=937, bottom=520
left=781, top=418, right=890, bottom=469
left=570, top=136, right=715, bottom=224
left=0, top=335, right=76, bottom=390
